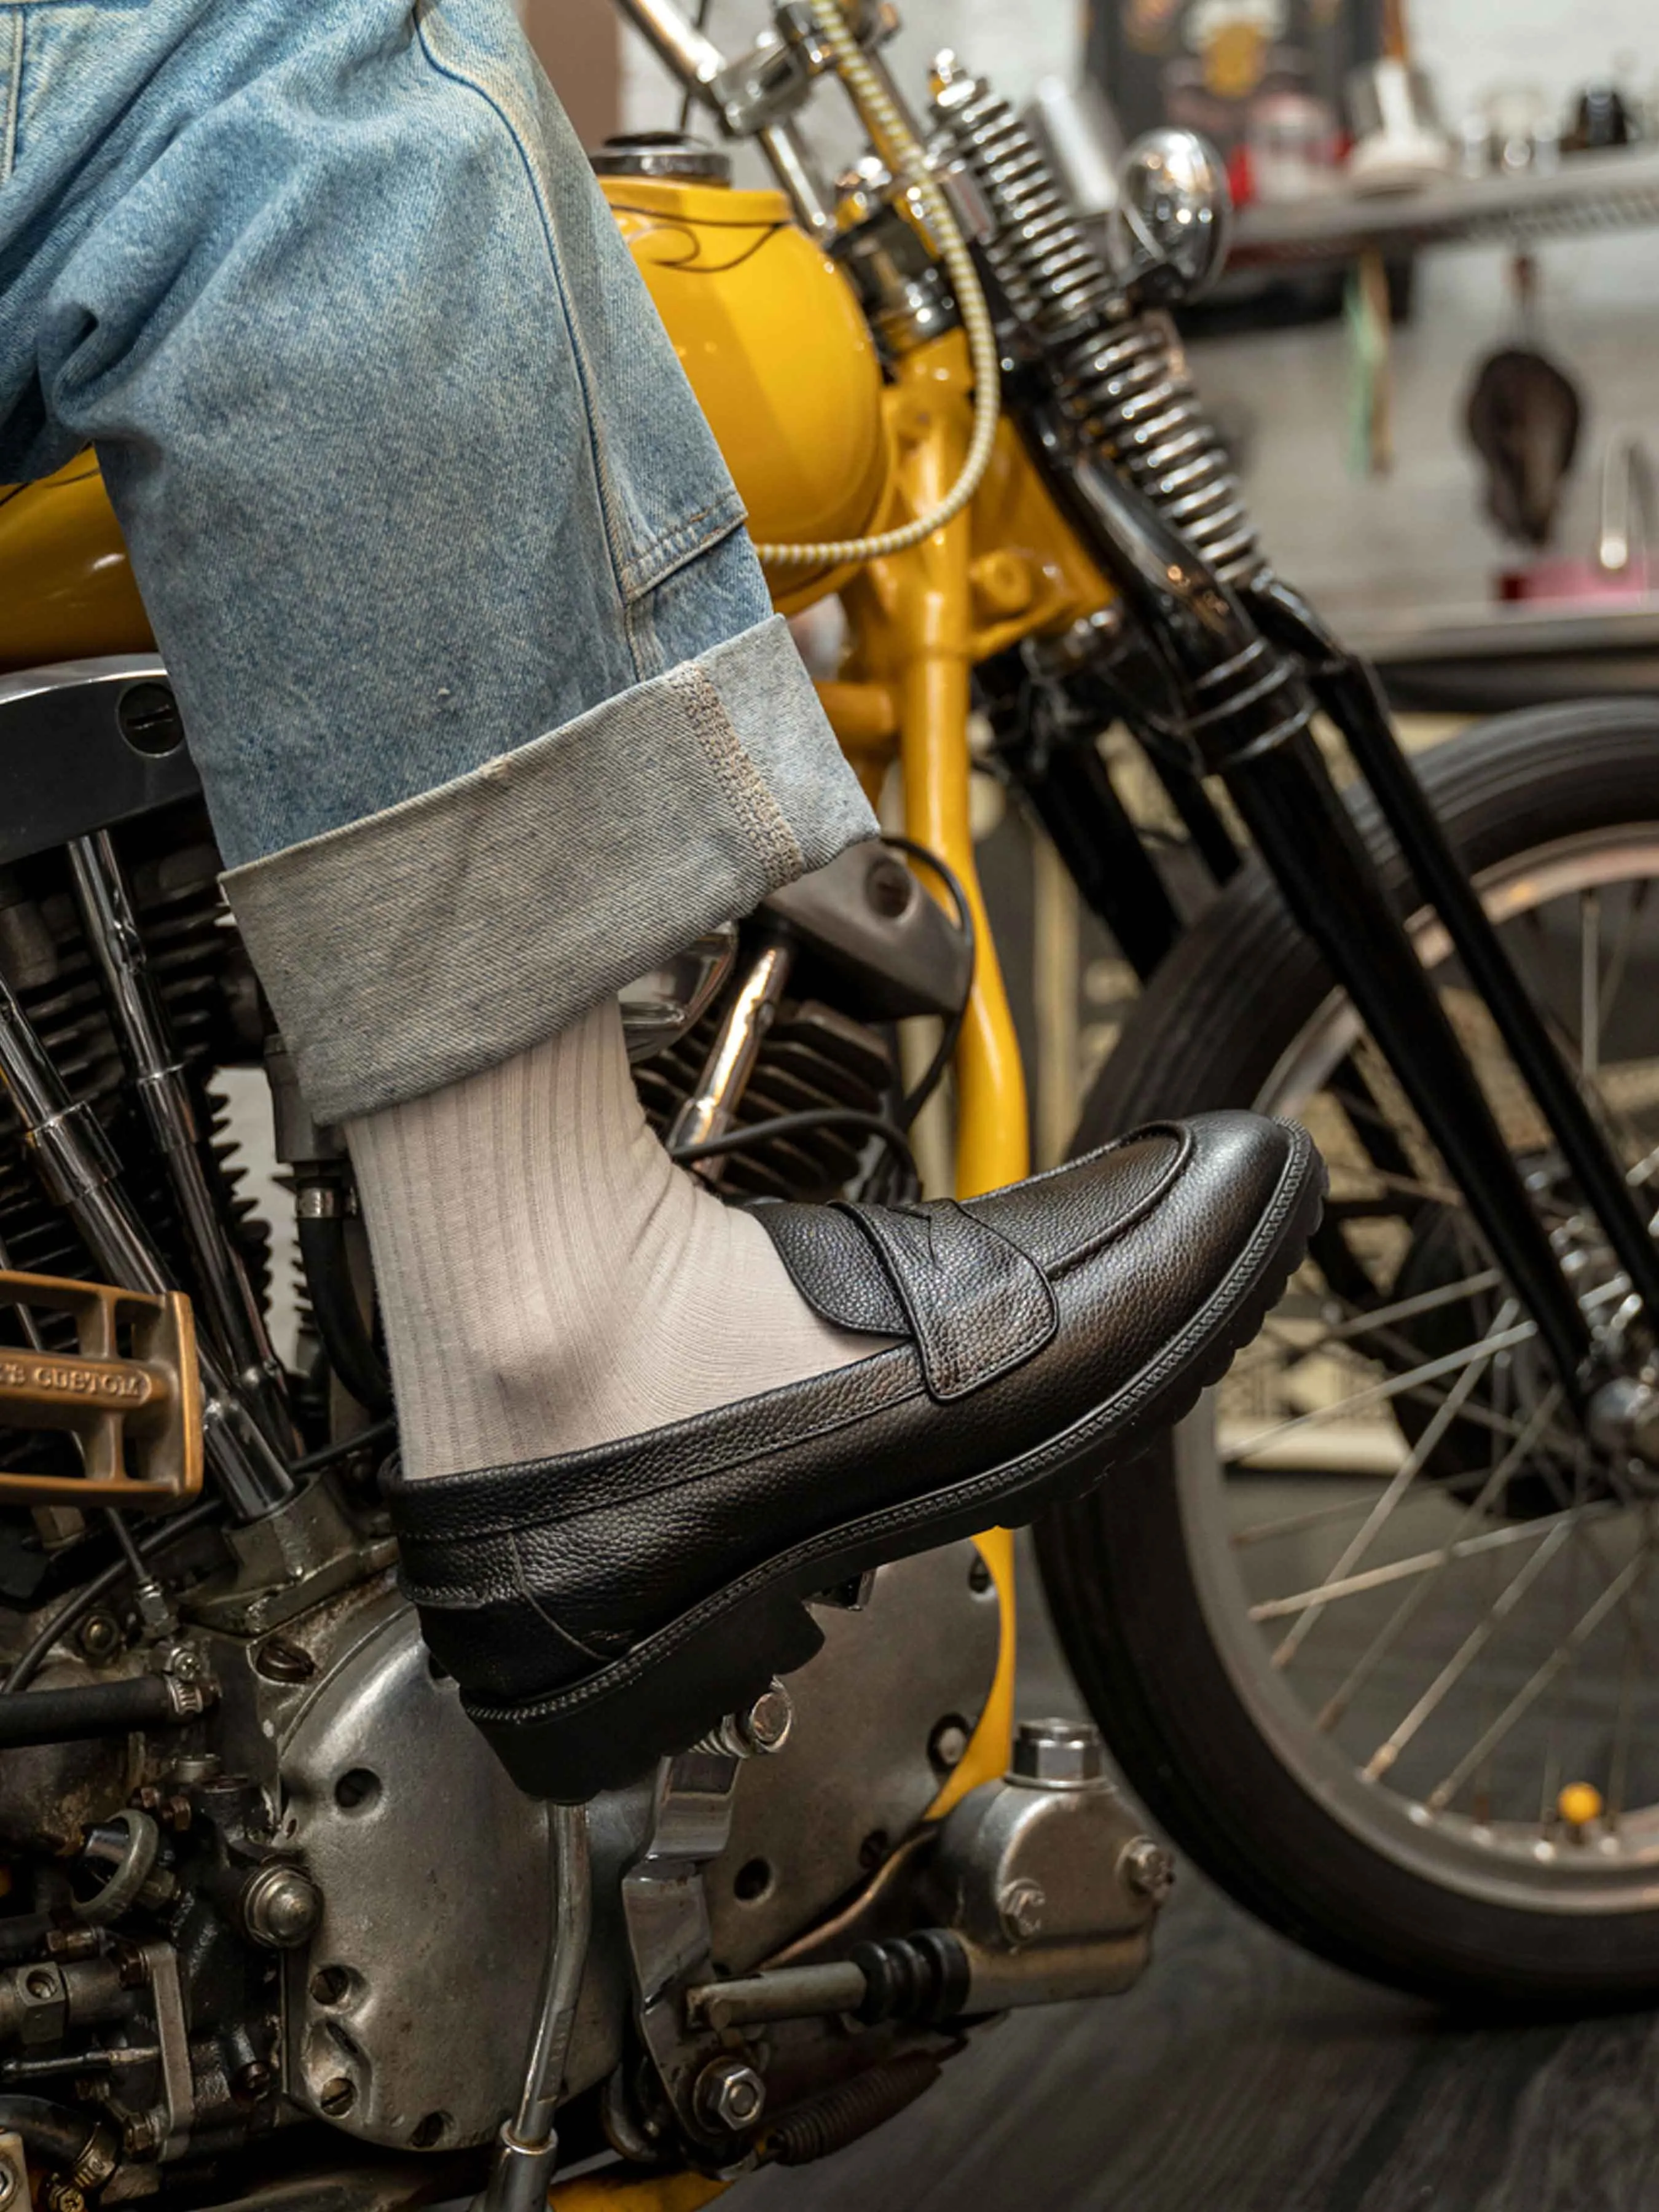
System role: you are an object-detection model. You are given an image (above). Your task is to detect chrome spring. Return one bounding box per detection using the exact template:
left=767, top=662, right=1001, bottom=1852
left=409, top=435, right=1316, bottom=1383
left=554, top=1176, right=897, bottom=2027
left=930, top=64, right=1266, bottom=587
left=1054, top=315, right=1265, bottom=586
left=931, top=74, right=1116, bottom=340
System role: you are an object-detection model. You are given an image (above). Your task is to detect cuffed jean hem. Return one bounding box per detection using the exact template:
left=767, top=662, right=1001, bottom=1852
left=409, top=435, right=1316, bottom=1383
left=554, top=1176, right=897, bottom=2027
left=222, top=613, right=877, bottom=1123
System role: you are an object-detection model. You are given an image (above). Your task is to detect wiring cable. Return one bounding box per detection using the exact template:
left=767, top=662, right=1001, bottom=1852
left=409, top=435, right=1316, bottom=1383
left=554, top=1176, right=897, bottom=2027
left=672, top=1105, right=916, bottom=1186
left=879, top=835, right=975, bottom=1130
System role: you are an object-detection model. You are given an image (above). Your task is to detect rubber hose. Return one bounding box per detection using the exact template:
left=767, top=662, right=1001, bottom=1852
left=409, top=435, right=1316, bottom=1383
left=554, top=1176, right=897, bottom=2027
left=296, top=1209, right=393, bottom=1416
left=0, top=2095, right=120, bottom=2183
left=0, top=1676, right=180, bottom=1749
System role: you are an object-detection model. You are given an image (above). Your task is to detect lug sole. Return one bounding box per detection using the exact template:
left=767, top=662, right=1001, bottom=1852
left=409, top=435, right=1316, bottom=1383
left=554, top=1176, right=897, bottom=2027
left=469, top=1132, right=1327, bottom=1801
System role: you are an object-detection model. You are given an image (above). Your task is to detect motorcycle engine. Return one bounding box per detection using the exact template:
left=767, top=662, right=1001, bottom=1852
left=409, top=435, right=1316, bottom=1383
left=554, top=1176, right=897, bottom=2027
left=0, top=800, right=1001, bottom=2202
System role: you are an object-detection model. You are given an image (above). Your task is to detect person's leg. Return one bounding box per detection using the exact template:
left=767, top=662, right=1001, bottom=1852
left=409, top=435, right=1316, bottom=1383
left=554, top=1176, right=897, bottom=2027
left=348, top=998, right=883, bottom=1474
left=2, top=0, right=878, bottom=1473
left=0, top=0, right=1324, bottom=1795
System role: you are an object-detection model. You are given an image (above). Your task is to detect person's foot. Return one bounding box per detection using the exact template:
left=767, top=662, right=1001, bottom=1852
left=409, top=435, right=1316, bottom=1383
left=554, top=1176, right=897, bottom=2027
left=385, top=1111, right=1325, bottom=1800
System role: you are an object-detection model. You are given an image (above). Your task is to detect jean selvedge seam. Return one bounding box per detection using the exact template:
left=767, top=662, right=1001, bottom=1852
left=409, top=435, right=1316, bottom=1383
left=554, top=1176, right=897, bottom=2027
left=2, top=14, right=23, bottom=185
left=411, top=0, right=642, bottom=677
left=668, top=660, right=804, bottom=893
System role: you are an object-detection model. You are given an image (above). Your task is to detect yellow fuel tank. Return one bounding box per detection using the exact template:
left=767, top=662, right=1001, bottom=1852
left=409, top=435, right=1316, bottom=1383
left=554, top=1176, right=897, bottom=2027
left=0, top=177, right=886, bottom=669
left=0, top=455, right=154, bottom=672
left=600, top=172, right=887, bottom=611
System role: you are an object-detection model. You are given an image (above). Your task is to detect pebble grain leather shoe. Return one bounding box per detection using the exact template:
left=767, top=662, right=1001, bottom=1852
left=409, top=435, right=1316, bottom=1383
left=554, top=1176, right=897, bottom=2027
left=385, top=1110, right=1325, bottom=1798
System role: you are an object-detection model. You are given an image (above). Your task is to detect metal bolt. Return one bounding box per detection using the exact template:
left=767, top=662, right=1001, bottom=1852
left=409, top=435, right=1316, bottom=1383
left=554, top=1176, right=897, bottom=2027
left=738, top=1681, right=794, bottom=1756
left=697, top=1680, right=795, bottom=1759
left=76, top=1612, right=121, bottom=1663
left=233, top=2060, right=273, bottom=2102
left=318, top=2077, right=355, bottom=2119
left=1011, top=1717, right=1105, bottom=1789
left=116, top=681, right=184, bottom=759
left=241, top=1862, right=323, bottom=1950
left=695, top=2057, right=766, bottom=2135
left=929, top=1716, right=971, bottom=1771
left=310, top=1964, right=353, bottom=2007
left=997, top=1876, right=1046, bottom=1945
left=254, top=1636, right=316, bottom=1684
left=121, top=2115, right=159, bottom=2159
left=865, top=855, right=916, bottom=919
left=1120, top=1837, right=1176, bottom=1904
left=167, top=1754, right=221, bottom=1787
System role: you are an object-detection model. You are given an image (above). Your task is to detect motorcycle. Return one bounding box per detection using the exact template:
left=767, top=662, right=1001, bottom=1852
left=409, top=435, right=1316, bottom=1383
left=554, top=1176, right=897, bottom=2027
left=0, top=1, right=1657, bottom=2206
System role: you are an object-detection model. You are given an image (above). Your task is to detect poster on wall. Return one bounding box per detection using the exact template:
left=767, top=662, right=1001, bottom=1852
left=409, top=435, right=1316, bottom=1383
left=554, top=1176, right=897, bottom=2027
left=1087, top=0, right=1386, bottom=201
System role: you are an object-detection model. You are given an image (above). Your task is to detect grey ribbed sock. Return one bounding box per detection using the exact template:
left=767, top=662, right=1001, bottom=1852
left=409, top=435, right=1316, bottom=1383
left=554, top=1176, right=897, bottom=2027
left=345, top=998, right=873, bottom=1480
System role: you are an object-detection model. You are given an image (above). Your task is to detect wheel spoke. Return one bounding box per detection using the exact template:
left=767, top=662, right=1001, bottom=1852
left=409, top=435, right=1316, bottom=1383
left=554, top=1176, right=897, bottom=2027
left=1313, top=1389, right=1564, bottom=1732
left=1177, top=837, right=1659, bottom=1890
left=1362, top=1515, right=1582, bottom=1782
left=1598, top=876, right=1649, bottom=1039
left=1235, top=1489, right=1432, bottom=1549
left=1252, top=1497, right=1614, bottom=1623
left=1230, top=1313, right=1533, bottom=1466
left=1231, top=1267, right=1508, bottom=1392
left=1424, top=1548, right=1649, bottom=1813
left=1271, top=1304, right=1520, bottom=1668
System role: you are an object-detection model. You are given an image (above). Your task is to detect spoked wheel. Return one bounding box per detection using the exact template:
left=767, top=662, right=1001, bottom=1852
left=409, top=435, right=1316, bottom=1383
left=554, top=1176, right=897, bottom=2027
left=1038, top=701, right=1659, bottom=2002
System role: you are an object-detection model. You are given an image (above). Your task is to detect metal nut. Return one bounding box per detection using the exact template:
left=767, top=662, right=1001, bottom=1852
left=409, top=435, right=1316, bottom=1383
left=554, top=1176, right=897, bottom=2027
left=241, top=1862, right=323, bottom=1950
left=0, top=2133, right=25, bottom=2212
left=695, top=2057, right=766, bottom=2135
left=1011, top=1716, right=1105, bottom=1789
left=738, top=1682, right=794, bottom=1757
left=1119, top=1836, right=1175, bottom=1904
left=997, top=1876, right=1046, bottom=1944
left=698, top=1681, right=796, bottom=1759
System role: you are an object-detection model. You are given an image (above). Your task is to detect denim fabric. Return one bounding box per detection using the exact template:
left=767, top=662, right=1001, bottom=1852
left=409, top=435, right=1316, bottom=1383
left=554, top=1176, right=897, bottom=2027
left=226, top=618, right=879, bottom=1122
left=0, top=0, right=876, bottom=1113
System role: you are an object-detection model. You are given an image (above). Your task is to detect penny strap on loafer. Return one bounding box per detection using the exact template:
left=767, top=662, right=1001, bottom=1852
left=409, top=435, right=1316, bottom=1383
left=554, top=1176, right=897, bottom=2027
left=383, top=1112, right=1325, bottom=1799
left=759, top=1195, right=1058, bottom=1401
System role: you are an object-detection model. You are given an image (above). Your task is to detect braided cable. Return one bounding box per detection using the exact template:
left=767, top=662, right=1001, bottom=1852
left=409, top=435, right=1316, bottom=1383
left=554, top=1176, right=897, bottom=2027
left=749, top=0, right=1000, bottom=567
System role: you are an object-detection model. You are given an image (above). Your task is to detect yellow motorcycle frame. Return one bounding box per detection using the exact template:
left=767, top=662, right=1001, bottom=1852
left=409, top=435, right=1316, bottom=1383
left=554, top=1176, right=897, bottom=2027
left=0, top=140, right=1115, bottom=2212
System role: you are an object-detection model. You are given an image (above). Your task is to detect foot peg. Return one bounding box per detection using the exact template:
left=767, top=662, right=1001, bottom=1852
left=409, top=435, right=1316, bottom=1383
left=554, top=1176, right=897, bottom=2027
left=0, top=1268, right=203, bottom=1507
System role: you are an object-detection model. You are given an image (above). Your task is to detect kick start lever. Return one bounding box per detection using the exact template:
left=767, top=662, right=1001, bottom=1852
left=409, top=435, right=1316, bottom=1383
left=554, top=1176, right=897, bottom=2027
left=0, top=1267, right=203, bottom=1508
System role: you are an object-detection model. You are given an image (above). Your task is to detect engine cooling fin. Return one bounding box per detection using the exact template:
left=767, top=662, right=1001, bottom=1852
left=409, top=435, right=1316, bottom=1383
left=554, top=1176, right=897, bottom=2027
left=0, top=807, right=271, bottom=1359
left=635, top=997, right=895, bottom=1202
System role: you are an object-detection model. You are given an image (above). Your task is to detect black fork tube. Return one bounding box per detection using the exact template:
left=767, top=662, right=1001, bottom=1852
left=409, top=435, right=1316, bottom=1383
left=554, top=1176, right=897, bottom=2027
left=1023, top=404, right=1593, bottom=1397
left=1249, top=573, right=1659, bottom=1324
left=1000, top=716, right=1184, bottom=978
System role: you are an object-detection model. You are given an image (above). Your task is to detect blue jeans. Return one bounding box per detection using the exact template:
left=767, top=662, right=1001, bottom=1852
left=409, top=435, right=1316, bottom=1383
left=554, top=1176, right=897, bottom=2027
left=0, top=0, right=874, bottom=1121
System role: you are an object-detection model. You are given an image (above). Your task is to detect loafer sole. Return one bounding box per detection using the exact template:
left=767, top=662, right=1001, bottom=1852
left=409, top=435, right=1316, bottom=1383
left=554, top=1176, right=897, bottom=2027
left=465, top=1127, right=1327, bottom=1800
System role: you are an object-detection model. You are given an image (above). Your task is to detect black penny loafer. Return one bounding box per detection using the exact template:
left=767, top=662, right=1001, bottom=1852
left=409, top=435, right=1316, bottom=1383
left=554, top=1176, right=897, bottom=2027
left=386, top=1111, right=1325, bottom=1800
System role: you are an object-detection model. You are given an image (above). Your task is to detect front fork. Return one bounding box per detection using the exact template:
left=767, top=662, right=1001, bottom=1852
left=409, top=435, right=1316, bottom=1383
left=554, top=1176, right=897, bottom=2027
left=1021, top=400, right=1658, bottom=1408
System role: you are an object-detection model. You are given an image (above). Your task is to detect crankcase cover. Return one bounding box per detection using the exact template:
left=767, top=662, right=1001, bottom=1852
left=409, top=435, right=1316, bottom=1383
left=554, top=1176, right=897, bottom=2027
left=278, top=1596, right=638, bottom=2152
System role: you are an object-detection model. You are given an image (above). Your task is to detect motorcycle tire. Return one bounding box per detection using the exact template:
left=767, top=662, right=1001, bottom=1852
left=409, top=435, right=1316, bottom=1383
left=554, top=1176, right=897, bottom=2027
left=1038, top=698, right=1659, bottom=2004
